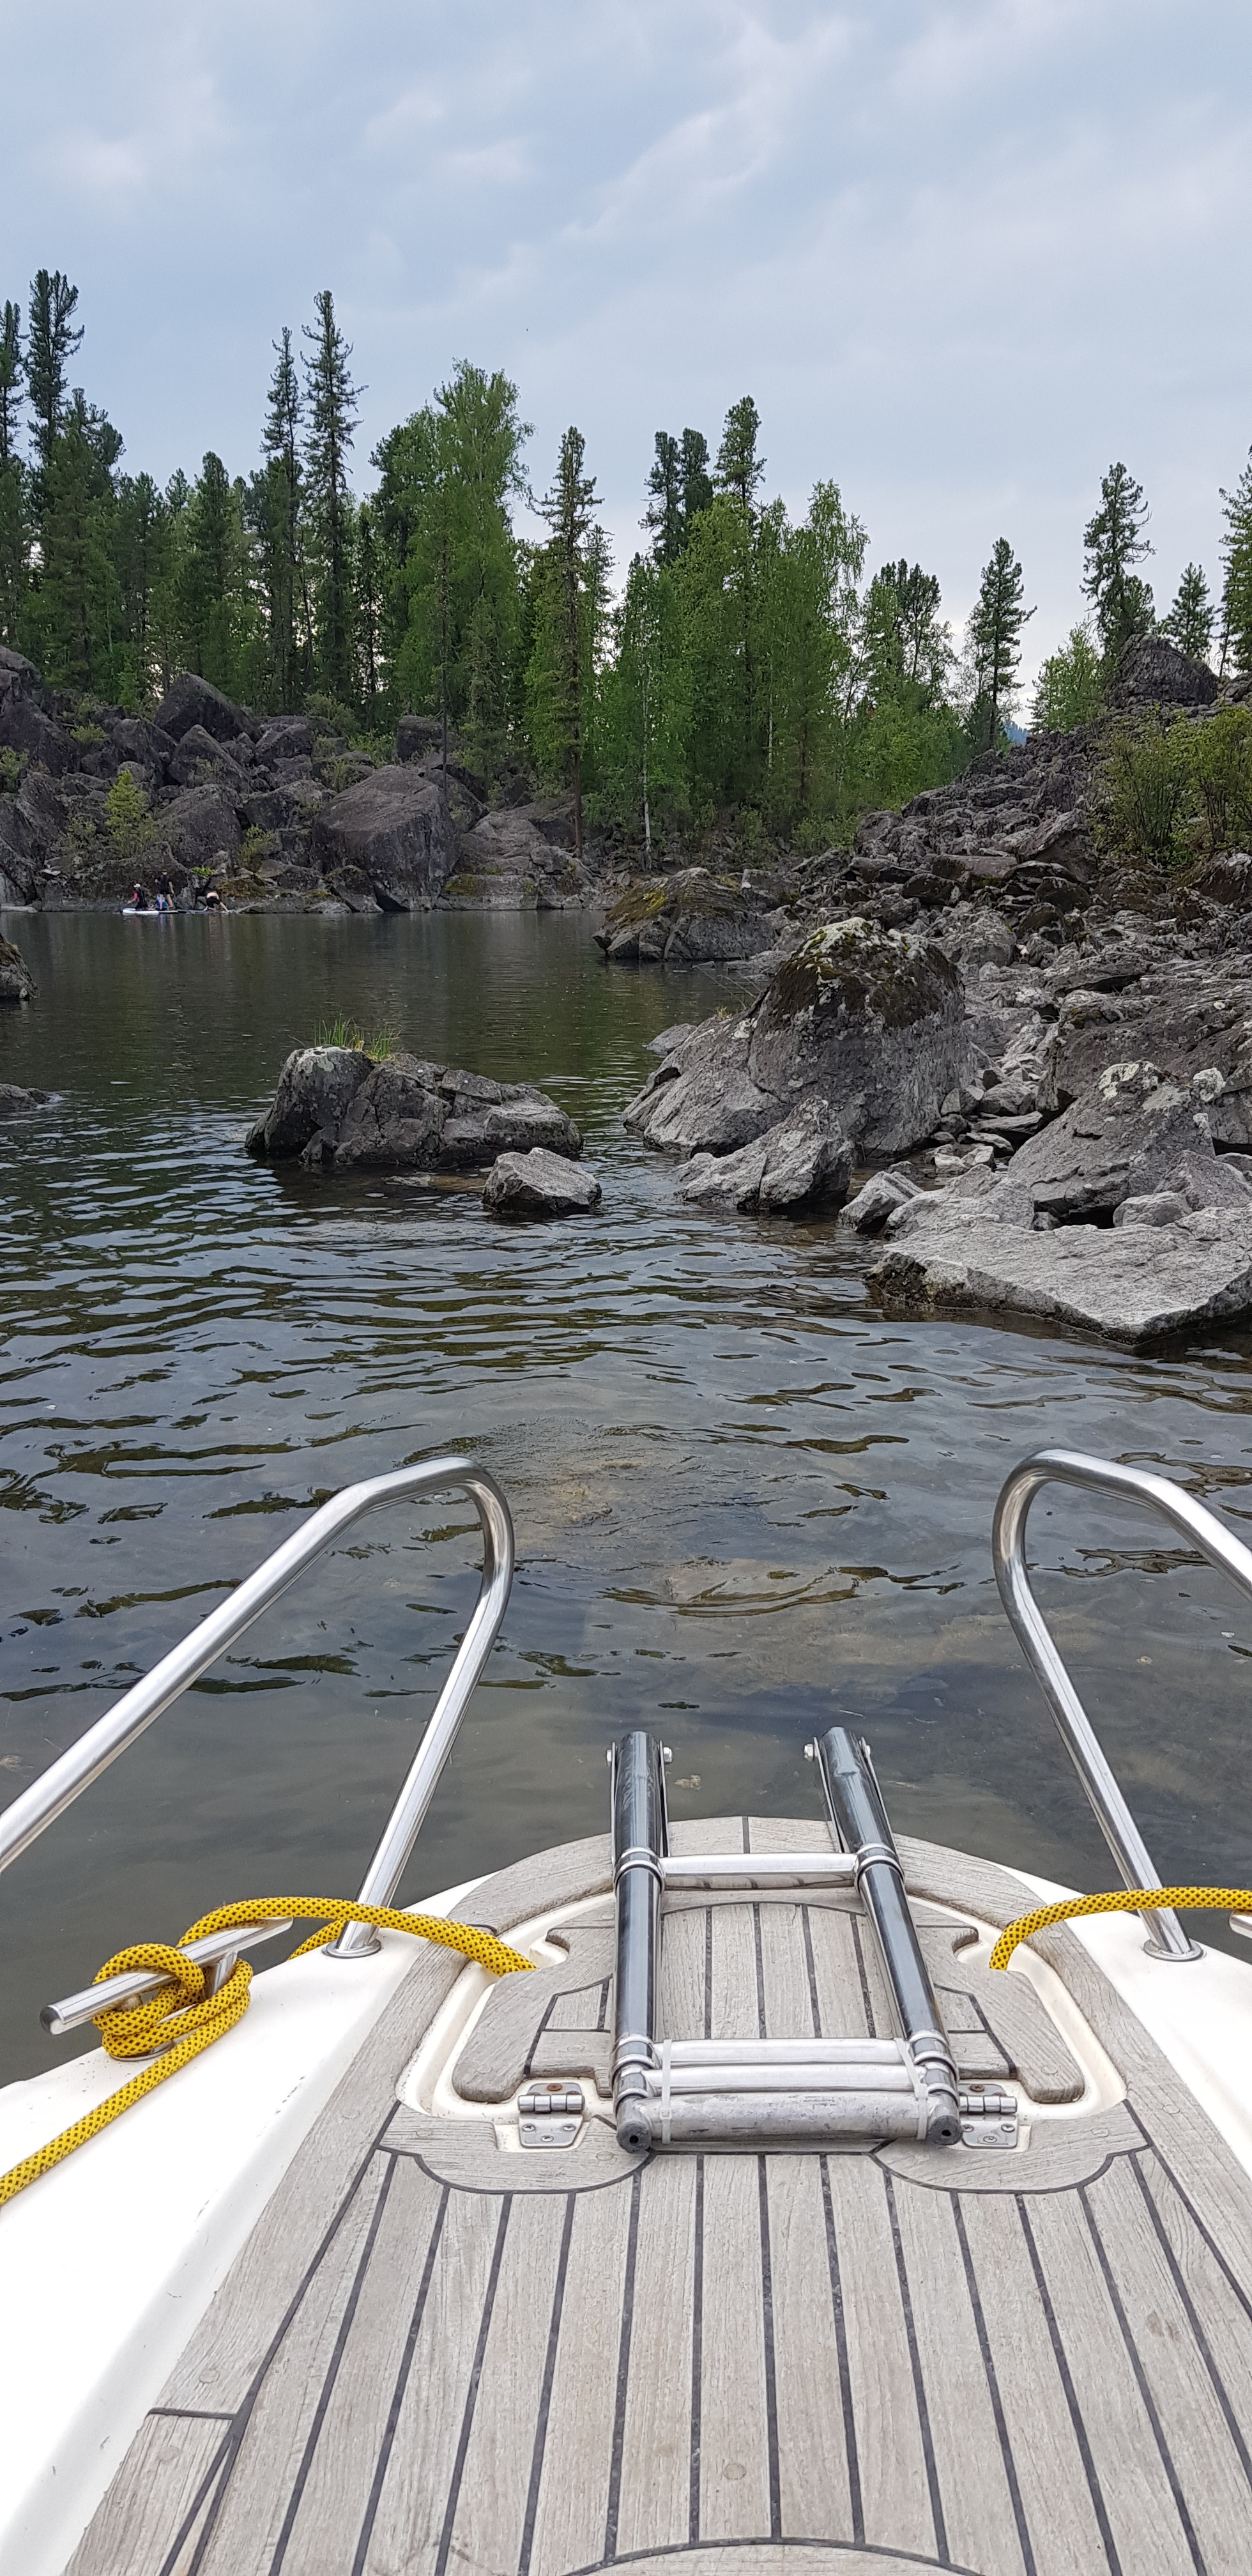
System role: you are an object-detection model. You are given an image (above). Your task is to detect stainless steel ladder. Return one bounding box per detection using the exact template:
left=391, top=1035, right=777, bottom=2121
left=609, top=1725, right=1009, bottom=2152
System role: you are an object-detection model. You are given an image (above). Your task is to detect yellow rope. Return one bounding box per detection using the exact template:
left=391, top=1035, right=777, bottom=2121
left=989, top=1886, right=1252, bottom=1972
left=0, top=1897, right=532, bottom=2212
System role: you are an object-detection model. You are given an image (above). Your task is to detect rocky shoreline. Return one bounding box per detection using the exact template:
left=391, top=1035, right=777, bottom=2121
left=0, top=656, right=605, bottom=916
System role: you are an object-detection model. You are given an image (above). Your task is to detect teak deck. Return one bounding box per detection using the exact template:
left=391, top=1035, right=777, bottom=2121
left=68, top=1821, right=1252, bottom=2576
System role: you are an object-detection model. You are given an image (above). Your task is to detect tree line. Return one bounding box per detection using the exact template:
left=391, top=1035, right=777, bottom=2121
left=2, top=268, right=1250, bottom=854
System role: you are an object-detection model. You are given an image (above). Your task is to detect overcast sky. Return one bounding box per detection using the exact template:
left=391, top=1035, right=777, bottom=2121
left=5, top=0, right=1250, bottom=682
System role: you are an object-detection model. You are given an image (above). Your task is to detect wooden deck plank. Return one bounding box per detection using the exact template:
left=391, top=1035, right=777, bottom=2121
left=767, top=2153, right=855, bottom=2543
left=891, top=2179, right=1028, bottom=2576
left=1025, top=2187, right=1201, bottom=2576
left=65, top=2412, right=232, bottom=2576
left=250, top=2152, right=451, bottom=2574
left=695, top=2153, right=774, bottom=2543
left=708, top=1903, right=764, bottom=2044
left=444, top=2188, right=571, bottom=2576
left=524, top=2174, right=637, bottom=2576
left=758, top=1900, right=820, bottom=2042
left=358, top=2175, right=512, bottom=2576
left=659, top=1899, right=710, bottom=2044
left=825, top=2158, right=936, bottom=2562
left=806, top=1905, right=876, bottom=2042
left=614, top=2155, right=699, bottom=2558
left=956, top=2190, right=1118, bottom=2575
left=1083, top=2155, right=1252, bottom=2569
left=1140, top=2148, right=1252, bottom=2474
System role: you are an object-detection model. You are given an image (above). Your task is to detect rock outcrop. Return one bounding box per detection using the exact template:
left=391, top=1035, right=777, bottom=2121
left=246, top=1047, right=583, bottom=1175
left=0, top=1080, right=47, bottom=1114
left=596, top=868, right=793, bottom=965
left=869, top=1061, right=1252, bottom=1343
left=311, top=767, right=454, bottom=911
left=482, top=1148, right=602, bottom=1216
left=0, top=661, right=611, bottom=914
left=0, top=936, right=34, bottom=1002
left=627, top=918, right=967, bottom=1163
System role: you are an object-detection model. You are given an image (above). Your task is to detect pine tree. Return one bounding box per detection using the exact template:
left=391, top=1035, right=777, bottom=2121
left=355, top=500, right=382, bottom=720
left=0, top=302, right=22, bottom=466
left=1081, top=462, right=1154, bottom=660
left=715, top=397, right=765, bottom=519
left=258, top=328, right=309, bottom=707
left=26, top=270, right=84, bottom=496
left=1163, top=562, right=1214, bottom=666
left=1219, top=453, right=1252, bottom=677
left=680, top=430, right=714, bottom=539
left=644, top=432, right=683, bottom=564
left=528, top=425, right=606, bottom=859
left=0, top=303, right=25, bottom=646
left=302, top=291, right=361, bottom=702
left=36, top=392, right=123, bottom=691
left=966, top=539, right=1034, bottom=750
left=114, top=471, right=169, bottom=705
left=177, top=453, right=257, bottom=697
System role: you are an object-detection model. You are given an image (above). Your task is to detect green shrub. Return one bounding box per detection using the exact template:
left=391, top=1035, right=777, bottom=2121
left=105, top=768, right=157, bottom=864
left=238, top=824, right=277, bottom=870
left=1188, top=707, right=1252, bottom=854
left=316, top=1015, right=395, bottom=1060
left=0, top=747, right=24, bottom=793
left=1100, top=722, right=1193, bottom=866
left=1032, top=626, right=1105, bottom=732
left=70, top=723, right=106, bottom=749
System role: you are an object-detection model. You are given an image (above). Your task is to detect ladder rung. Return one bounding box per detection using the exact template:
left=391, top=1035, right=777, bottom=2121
left=666, top=2037, right=904, bottom=2066
left=644, top=2063, right=915, bottom=2096
left=661, top=1853, right=857, bottom=1890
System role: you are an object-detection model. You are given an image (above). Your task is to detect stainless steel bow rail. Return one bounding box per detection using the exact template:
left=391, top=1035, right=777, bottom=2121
left=993, top=1448, right=1252, bottom=1963
left=609, top=1726, right=996, bottom=2152
left=0, top=1459, right=514, bottom=2022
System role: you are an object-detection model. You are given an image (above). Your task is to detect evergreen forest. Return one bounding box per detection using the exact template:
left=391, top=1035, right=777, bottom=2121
left=3, top=272, right=1251, bottom=854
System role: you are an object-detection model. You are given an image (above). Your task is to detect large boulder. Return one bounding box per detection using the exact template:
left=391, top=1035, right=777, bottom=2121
left=156, top=786, right=241, bottom=874
left=990, top=1060, right=1248, bottom=1227
left=153, top=674, right=247, bottom=743
left=245, top=1046, right=373, bottom=1159
left=676, top=1098, right=852, bottom=1215
left=0, top=937, right=35, bottom=1002
left=482, top=1148, right=601, bottom=1217
left=596, top=868, right=790, bottom=964
left=445, top=807, right=586, bottom=910
left=312, top=767, right=454, bottom=910
left=625, top=917, right=967, bottom=1162
left=0, top=1080, right=48, bottom=1114
left=168, top=724, right=247, bottom=790
left=247, top=1047, right=583, bottom=1174
left=1108, top=636, right=1218, bottom=710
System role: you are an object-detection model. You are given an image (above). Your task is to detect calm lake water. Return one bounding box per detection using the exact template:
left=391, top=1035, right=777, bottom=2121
left=3, top=908, right=1252, bottom=2078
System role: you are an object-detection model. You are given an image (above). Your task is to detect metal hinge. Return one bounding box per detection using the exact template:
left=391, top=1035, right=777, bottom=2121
left=518, top=2080, right=586, bottom=2147
left=958, top=2083, right=1019, bottom=2149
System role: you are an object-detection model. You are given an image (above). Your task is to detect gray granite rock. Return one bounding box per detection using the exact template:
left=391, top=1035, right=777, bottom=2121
left=0, top=1080, right=47, bottom=1113
left=312, top=767, right=454, bottom=910
left=0, top=935, right=35, bottom=1003
left=482, top=1149, right=601, bottom=1217
left=245, top=1045, right=372, bottom=1159
left=247, top=1045, right=583, bottom=1176
left=677, top=1098, right=852, bottom=1215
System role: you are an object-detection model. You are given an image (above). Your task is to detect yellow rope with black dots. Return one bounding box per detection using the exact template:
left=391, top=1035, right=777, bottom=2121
left=0, top=1897, right=533, bottom=2212
left=990, top=1887, right=1252, bottom=1972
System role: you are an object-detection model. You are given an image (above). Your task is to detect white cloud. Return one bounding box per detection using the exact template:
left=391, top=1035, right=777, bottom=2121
left=4, top=0, right=1250, bottom=680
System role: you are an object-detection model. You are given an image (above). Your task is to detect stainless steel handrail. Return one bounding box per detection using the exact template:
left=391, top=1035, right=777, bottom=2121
left=992, top=1447, right=1252, bottom=1961
left=0, top=1459, right=514, bottom=1963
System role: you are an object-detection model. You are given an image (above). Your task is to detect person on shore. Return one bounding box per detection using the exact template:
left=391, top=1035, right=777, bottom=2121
left=205, top=884, right=223, bottom=914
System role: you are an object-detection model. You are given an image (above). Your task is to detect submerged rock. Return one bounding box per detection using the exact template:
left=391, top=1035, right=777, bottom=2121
left=482, top=1149, right=602, bottom=1216
left=246, top=1046, right=583, bottom=1175
left=626, top=917, right=967, bottom=1163
left=0, top=1080, right=48, bottom=1114
left=0, top=936, right=35, bottom=1003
